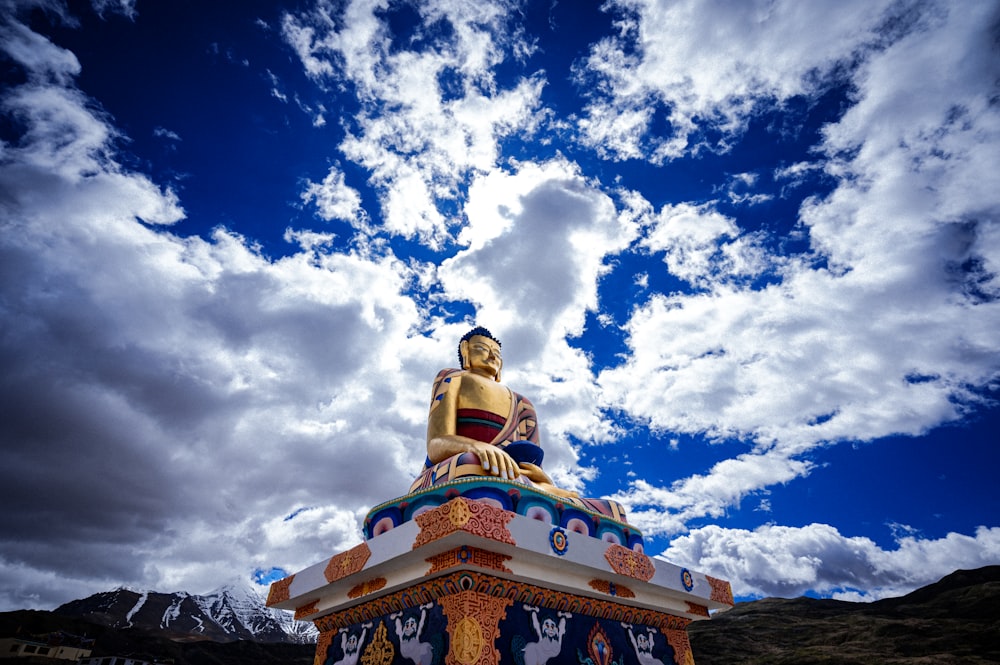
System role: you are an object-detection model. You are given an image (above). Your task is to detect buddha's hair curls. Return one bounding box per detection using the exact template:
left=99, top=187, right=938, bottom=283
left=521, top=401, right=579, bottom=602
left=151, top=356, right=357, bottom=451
left=458, top=326, right=501, bottom=367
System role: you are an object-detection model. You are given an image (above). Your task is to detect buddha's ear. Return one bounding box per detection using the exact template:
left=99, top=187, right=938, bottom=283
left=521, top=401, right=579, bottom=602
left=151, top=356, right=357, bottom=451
left=495, top=357, right=502, bottom=382
left=459, top=339, right=470, bottom=369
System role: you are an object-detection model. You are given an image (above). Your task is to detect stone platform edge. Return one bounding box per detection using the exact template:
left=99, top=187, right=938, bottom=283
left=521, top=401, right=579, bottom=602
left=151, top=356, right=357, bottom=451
left=267, top=496, right=734, bottom=626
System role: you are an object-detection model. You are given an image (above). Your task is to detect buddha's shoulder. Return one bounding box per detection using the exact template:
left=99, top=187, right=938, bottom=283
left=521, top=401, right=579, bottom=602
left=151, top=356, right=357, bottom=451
left=434, top=367, right=465, bottom=382
left=432, top=368, right=505, bottom=393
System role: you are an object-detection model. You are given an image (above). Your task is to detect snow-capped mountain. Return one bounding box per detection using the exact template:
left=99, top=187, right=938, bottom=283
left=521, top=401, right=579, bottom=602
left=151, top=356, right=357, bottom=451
left=54, top=583, right=317, bottom=644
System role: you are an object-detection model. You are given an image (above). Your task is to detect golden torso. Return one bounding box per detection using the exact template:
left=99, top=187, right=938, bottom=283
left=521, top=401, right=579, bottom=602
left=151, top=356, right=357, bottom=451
left=426, top=370, right=511, bottom=445
left=455, top=371, right=512, bottom=417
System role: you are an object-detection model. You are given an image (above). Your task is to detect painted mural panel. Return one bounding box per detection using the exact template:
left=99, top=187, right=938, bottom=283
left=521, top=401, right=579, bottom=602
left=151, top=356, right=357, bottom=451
left=317, top=600, right=691, bottom=665
left=498, top=604, right=681, bottom=665
left=318, top=603, right=447, bottom=665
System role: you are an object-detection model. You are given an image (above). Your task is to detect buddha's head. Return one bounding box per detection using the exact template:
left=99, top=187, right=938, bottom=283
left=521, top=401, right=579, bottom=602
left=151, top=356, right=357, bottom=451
left=458, top=326, right=502, bottom=381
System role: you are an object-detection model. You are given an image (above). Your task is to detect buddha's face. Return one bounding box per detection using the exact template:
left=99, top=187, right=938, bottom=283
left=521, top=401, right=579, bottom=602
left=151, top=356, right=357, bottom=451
left=462, top=335, right=502, bottom=379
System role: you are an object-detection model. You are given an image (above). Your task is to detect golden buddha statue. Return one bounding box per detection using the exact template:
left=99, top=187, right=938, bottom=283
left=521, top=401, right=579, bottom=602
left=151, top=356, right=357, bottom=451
left=363, top=326, right=635, bottom=542
left=410, top=326, right=580, bottom=500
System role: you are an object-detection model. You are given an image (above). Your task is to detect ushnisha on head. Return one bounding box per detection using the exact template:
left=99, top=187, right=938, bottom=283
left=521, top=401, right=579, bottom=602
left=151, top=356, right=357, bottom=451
left=458, top=325, right=502, bottom=382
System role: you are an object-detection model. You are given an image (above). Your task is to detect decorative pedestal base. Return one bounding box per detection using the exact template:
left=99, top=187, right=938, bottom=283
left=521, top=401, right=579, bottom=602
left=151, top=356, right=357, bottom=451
left=268, top=497, right=732, bottom=665
left=365, top=478, right=643, bottom=551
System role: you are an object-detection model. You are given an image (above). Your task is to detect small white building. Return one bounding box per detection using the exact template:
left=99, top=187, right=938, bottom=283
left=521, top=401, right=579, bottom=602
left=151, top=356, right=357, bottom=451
left=78, top=657, right=163, bottom=665
left=0, top=637, right=92, bottom=661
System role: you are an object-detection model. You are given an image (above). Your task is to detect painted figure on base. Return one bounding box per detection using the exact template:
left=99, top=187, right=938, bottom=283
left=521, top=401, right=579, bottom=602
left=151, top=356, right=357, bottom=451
left=331, top=623, right=371, bottom=665
left=520, top=605, right=570, bottom=665
left=391, top=603, right=437, bottom=665
left=623, top=623, right=669, bottom=665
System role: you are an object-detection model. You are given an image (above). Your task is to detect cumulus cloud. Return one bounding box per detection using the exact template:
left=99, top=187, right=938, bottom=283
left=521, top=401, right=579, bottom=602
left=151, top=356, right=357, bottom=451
left=575, top=0, right=909, bottom=160
left=0, top=1, right=637, bottom=609
left=437, top=159, right=640, bottom=488
left=282, top=0, right=547, bottom=246
left=600, top=1, right=1000, bottom=535
left=301, top=166, right=365, bottom=225
left=0, top=8, right=445, bottom=610
left=663, top=523, right=1000, bottom=601
left=640, top=201, right=772, bottom=288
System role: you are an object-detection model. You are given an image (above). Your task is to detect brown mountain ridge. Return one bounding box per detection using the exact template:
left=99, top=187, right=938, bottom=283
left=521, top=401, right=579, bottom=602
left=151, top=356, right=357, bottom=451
left=689, top=565, right=1000, bottom=664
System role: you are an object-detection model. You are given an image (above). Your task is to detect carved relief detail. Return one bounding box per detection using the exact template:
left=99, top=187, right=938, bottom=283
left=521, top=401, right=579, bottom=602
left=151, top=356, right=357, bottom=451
left=685, top=602, right=710, bottom=617
left=360, top=621, right=394, bottom=665
left=313, top=570, right=691, bottom=633
left=324, top=542, right=372, bottom=583
left=706, top=575, right=735, bottom=605
left=438, top=589, right=512, bottom=665
left=348, top=577, right=388, bottom=599
left=662, top=627, right=695, bottom=665
left=266, top=574, right=294, bottom=606
left=451, top=617, right=483, bottom=665
left=587, top=579, right=636, bottom=598
left=294, top=600, right=319, bottom=620
left=448, top=497, right=473, bottom=527
left=413, top=497, right=515, bottom=548
left=313, top=630, right=335, bottom=665
left=604, top=544, right=655, bottom=581
left=661, top=614, right=693, bottom=631
left=426, top=545, right=513, bottom=574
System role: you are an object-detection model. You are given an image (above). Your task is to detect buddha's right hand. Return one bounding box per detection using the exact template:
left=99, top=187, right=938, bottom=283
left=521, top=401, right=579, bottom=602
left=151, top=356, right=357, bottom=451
left=468, top=440, right=518, bottom=480
left=428, top=435, right=519, bottom=480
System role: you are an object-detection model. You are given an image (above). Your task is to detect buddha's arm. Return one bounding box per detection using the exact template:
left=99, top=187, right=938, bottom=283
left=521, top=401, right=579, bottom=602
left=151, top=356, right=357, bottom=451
left=518, top=463, right=580, bottom=499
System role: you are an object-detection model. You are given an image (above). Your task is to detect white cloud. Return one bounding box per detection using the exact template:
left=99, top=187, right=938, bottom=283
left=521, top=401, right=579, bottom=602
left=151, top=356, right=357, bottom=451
left=774, top=160, right=823, bottom=188
left=600, top=1, right=1000, bottom=534
left=0, top=12, right=443, bottom=609
left=152, top=126, right=181, bottom=141
left=266, top=69, right=288, bottom=102
left=640, top=201, right=772, bottom=288
left=436, top=158, right=640, bottom=487
left=0, top=16, right=82, bottom=86
left=574, top=103, right=652, bottom=162
left=282, top=0, right=547, bottom=246
left=663, top=523, right=1000, bottom=600
left=575, top=0, right=904, bottom=160
left=722, top=172, right=773, bottom=206
left=301, top=166, right=365, bottom=225
left=615, top=451, right=815, bottom=537
left=90, top=0, right=136, bottom=20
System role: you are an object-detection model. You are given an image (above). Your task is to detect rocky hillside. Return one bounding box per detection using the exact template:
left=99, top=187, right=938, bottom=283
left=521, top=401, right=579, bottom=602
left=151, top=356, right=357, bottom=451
left=689, top=565, right=1000, bottom=664
left=0, top=609, right=312, bottom=665
left=53, top=583, right=315, bottom=644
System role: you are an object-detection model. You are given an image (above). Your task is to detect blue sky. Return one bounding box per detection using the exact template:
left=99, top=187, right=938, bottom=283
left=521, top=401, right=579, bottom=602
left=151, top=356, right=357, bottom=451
left=1, top=0, right=998, bottom=610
